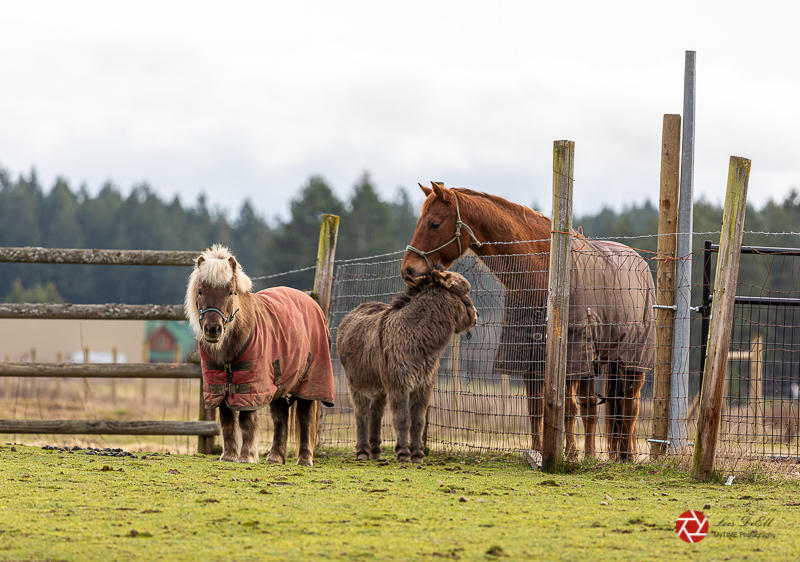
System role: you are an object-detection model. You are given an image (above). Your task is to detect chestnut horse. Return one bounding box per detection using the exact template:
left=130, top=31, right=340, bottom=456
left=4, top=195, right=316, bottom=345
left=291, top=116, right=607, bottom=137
left=402, top=183, right=654, bottom=460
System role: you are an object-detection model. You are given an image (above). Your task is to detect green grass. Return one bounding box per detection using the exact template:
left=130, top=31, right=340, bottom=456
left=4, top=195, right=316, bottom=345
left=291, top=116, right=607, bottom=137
left=1, top=444, right=798, bottom=561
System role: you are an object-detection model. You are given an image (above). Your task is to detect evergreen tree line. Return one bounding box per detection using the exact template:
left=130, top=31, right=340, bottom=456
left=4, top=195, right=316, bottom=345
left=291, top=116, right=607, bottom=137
left=2, top=163, right=799, bottom=306
left=0, top=167, right=417, bottom=304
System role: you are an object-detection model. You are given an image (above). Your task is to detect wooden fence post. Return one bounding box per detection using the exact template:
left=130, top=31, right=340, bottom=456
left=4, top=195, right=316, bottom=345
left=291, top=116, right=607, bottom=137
left=311, top=214, right=341, bottom=320
left=542, top=140, right=575, bottom=472
left=652, top=114, right=681, bottom=459
left=748, top=334, right=763, bottom=439
left=311, top=214, right=340, bottom=449
left=691, top=156, right=751, bottom=480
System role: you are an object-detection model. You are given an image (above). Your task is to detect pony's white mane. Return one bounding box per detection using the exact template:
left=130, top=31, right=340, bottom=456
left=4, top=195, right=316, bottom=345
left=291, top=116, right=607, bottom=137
left=184, top=244, right=253, bottom=336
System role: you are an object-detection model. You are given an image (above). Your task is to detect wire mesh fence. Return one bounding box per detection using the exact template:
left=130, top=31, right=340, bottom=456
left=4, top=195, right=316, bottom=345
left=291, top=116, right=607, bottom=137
left=321, top=240, right=660, bottom=461
left=3, top=234, right=799, bottom=473
left=318, top=236, right=800, bottom=473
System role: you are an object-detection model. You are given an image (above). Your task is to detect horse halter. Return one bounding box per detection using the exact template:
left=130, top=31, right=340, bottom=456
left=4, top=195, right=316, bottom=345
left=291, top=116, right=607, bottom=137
left=196, top=302, right=239, bottom=325
left=405, top=191, right=482, bottom=268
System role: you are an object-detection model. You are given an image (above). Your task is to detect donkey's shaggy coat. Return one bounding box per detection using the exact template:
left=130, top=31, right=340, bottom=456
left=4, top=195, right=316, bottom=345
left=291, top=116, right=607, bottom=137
left=337, top=270, right=477, bottom=463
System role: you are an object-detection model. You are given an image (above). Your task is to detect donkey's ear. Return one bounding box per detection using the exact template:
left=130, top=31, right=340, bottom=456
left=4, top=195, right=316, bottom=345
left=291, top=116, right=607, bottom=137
left=431, top=269, right=448, bottom=286
left=431, top=181, right=448, bottom=201
left=195, top=255, right=205, bottom=268
left=418, top=183, right=433, bottom=196
left=439, top=271, right=458, bottom=289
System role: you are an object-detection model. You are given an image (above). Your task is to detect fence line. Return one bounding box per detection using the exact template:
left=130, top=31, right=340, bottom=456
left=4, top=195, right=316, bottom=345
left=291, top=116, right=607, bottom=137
left=0, top=303, right=184, bottom=320
left=0, top=247, right=198, bottom=265
left=3, top=224, right=800, bottom=471
left=0, top=244, right=214, bottom=450
left=0, top=362, right=200, bottom=378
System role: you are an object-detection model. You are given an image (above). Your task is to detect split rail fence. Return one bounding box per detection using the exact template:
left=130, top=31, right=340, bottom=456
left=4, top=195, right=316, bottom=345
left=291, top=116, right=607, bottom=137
left=0, top=216, right=340, bottom=455
left=0, top=248, right=220, bottom=453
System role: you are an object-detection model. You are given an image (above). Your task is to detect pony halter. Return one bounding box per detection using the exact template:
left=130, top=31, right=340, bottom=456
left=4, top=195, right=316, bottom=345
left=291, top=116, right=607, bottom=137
left=405, top=190, right=482, bottom=268
left=197, top=302, right=239, bottom=325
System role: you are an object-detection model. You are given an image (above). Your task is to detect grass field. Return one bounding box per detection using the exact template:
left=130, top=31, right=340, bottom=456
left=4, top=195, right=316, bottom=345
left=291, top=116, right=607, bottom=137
left=1, top=444, right=799, bottom=561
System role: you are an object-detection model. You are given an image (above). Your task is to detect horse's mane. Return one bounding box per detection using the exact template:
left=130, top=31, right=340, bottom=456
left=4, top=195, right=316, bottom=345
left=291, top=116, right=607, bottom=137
left=452, top=188, right=551, bottom=241
left=184, top=244, right=253, bottom=336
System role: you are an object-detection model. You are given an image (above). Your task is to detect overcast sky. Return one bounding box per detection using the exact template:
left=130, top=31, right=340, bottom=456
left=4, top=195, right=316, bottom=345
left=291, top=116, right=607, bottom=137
left=1, top=1, right=798, bottom=222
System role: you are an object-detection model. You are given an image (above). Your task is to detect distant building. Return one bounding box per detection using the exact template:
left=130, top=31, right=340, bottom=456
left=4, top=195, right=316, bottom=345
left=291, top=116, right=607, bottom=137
left=145, top=321, right=196, bottom=363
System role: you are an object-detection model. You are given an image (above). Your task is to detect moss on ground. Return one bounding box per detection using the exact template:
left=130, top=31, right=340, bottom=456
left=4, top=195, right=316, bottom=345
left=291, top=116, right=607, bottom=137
left=0, top=444, right=798, bottom=561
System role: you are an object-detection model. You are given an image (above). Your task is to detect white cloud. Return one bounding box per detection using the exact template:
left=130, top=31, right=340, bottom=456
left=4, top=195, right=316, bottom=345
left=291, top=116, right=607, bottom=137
left=1, top=0, right=798, bottom=222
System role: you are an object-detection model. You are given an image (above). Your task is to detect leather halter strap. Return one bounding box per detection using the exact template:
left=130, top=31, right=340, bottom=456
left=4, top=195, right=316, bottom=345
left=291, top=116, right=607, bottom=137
left=197, top=302, right=239, bottom=325
left=405, top=190, right=482, bottom=268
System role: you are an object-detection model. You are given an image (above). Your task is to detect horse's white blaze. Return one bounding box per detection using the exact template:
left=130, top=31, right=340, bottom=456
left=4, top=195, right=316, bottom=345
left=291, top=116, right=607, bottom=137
left=184, top=244, right=253, bottom=336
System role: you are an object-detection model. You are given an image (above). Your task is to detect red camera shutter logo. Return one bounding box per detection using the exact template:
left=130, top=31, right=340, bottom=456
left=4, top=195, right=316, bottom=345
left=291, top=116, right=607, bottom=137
left=676, top=510, right=709, bottom=543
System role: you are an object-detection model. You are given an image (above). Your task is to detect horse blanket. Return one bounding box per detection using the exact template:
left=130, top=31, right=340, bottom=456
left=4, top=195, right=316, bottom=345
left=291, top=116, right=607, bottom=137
left=200, top=287, right=335, bottom=410
left=494, top=238, right=655, bottom=378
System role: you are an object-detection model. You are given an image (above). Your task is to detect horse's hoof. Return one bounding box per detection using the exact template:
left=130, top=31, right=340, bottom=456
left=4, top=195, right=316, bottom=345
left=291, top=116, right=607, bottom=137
left=369, top=451, right=381, bottom=460
left=238, top=453, right=259, bottom=464
left=410, top=456, right=424, bottom=464
left=356, top=453, right=370, bottom=461
left=266, top=453, right=285, bottom=464
left=396, top=454, right=411, bottom=463
left=220, top=452, right=238, bottom=462
left=296, top=457, right=314, bottom=467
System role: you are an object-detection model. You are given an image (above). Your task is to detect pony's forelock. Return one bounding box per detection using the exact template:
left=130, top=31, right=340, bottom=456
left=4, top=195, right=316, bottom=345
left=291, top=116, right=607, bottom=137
left=184, top=244, right=253, bottom=336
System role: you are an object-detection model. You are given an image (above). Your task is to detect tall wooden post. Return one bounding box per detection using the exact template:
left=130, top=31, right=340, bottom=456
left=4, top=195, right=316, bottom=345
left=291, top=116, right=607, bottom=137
left=311, top=214, right=341, bottom=320
left=542, top=140, right=575, bottom=472
left=748, top=334, right=763, bottom=439
left=311, top=213, right=340, bottom=449
left=691, top=156, right=751, bottom=480
left=652, top=114, right=681, bottom=459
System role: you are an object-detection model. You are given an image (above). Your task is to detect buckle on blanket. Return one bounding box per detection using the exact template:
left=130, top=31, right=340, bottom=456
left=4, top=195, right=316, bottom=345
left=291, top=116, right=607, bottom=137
left=207, top=382, right=252, bottom=395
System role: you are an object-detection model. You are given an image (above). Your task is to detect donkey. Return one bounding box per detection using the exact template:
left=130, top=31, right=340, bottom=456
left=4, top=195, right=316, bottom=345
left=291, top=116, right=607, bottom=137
left=337, top=270, right=478, bottom=463
left=185, top=244, right=335, bottom=466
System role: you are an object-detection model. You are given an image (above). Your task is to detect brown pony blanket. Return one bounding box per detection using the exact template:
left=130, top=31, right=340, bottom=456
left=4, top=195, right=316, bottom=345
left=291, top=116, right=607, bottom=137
left=199, top=287, right=335, bottom=410
left=494, top=238, right=655, bottom=378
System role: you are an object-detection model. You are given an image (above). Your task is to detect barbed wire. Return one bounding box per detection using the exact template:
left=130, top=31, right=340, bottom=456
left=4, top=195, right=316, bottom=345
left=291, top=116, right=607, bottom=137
left=250, top=265, right=317, bottom=281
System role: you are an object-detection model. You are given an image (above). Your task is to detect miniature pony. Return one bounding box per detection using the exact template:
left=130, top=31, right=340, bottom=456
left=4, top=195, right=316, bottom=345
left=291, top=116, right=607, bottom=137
left=185, top=244, right=335, bottom=466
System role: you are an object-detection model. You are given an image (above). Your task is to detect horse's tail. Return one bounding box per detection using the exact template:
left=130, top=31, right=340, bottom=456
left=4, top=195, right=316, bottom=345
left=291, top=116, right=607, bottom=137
left=293, top=400, right=319, bottom=453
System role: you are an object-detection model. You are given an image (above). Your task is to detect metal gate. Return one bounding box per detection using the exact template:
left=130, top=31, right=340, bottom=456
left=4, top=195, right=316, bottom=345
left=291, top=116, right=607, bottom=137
left=701, top=241, right=800, bottom=461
